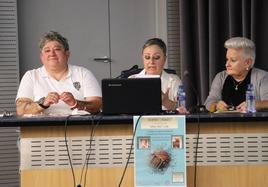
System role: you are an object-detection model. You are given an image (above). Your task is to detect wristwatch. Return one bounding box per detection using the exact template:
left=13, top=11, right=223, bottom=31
left=37, top=97, right=49, bottom=109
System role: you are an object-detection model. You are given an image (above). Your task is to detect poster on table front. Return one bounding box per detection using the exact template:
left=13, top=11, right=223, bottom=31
left=134, top=115, right=186, bottom=187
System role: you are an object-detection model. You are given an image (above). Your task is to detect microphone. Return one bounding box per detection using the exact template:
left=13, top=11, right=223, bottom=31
left=127, top=65, right=139, bottom=72
left=116, top=65, right=139, bottom=78
left=182, top=70, right=207, bottom=113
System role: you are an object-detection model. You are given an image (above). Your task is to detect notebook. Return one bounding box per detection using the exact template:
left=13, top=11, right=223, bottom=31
left=102, top=78, right=162, bottom=115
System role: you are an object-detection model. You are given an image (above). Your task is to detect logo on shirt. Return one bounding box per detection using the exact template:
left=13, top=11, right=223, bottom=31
left=73, top=82, right=81, bottom=91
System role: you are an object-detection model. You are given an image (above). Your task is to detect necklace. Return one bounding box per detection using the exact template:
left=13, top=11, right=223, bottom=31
left=232, top=79, right=243, bottom=91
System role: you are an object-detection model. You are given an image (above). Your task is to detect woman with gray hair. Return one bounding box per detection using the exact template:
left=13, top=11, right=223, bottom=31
left=204, top=37, right=268, bottom=112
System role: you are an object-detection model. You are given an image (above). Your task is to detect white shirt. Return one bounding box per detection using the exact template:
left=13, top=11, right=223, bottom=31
left=16, top=65, right=101, bottom=115
left=129, top=69, right=181, bottom=110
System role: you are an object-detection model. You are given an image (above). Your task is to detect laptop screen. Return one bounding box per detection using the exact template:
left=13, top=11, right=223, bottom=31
left=102, top=78, right=162, bottom=115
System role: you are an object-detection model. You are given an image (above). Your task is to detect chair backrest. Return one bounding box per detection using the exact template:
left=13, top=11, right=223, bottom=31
left=118, top=65, right=177, bottom=78
left=164, top=68, right=177, bottom=75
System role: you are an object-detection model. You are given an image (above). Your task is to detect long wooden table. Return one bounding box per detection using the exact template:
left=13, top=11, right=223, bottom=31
left=2, top=113, right=268, bottom=187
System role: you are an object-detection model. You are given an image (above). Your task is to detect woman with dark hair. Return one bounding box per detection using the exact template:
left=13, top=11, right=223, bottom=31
left=129, top=38, right=186, bottom=112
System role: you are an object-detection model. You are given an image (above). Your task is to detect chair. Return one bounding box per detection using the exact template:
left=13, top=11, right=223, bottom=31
left=118, top=65, right=177, bottom=78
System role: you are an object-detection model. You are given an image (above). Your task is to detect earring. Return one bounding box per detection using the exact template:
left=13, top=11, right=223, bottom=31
left=246, top=67, right=249, bottom=71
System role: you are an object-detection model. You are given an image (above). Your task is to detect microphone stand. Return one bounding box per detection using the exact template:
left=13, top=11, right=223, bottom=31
left=182, top=71, right=207, bottom=114
left=182, top=70, right=203, bottom=187
left=116, top=65, right=139, bottom=79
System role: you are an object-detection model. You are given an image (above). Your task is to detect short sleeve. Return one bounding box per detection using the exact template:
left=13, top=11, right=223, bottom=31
left=16, top=71, right=35, bottom=101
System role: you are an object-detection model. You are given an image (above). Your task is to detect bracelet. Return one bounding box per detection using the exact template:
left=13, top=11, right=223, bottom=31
left=70, top=100, right=78, bottom=110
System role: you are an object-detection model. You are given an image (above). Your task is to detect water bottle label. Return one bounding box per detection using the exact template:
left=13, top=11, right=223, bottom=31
left=246, top=84, right=256, bottom=113
left=178, top=95, right=185, bottom=101
left=246, top=95, right=255, bottom=100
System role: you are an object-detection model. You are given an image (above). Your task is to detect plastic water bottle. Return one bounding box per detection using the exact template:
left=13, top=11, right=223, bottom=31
left=246, top=83, right=256, bottom=113
left=177, top=84, right=186, bottom=108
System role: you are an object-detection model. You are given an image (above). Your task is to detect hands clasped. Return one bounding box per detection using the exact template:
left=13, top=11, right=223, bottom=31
left=42, top=92, right=76, bottom=108
left=216, top=100, right=247, bottom=112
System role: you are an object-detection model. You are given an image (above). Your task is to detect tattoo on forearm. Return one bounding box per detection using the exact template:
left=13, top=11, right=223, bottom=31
left=16, top=98, right=43, bottom=115
left=76, top=100, right=92, bottom=110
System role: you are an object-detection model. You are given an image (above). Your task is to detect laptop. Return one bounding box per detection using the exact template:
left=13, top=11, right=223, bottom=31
left=102, top=78, right=162, bottom=115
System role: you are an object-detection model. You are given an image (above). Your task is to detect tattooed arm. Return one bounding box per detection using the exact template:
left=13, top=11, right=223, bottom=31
left=16, top=98, right=46, bottom=116
left=71, top=96, right=102, bottom=113
left=59, top=92, right=102, bottom=113
left=16, top=92, right=60, bottom=116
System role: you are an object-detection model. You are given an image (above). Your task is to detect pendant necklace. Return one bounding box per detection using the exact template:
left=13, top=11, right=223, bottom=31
left=234, top=84, right=239, bottom=91
left=232, top=79, right=243, bottom=91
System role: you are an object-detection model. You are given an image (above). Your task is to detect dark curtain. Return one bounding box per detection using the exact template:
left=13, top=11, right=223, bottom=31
left=179, top=0, right=268, bottom=109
